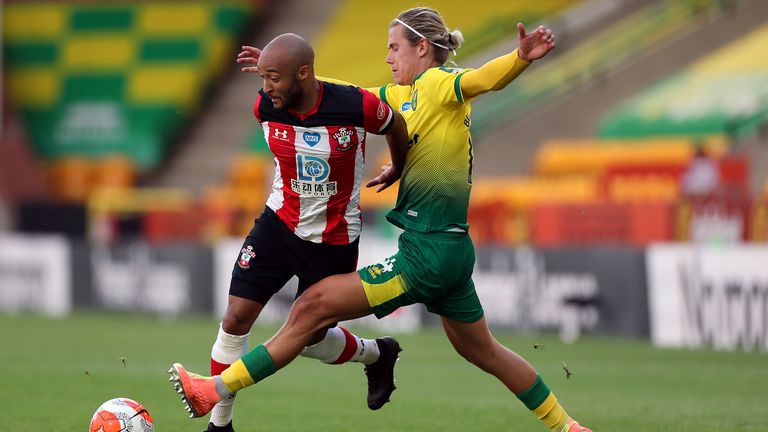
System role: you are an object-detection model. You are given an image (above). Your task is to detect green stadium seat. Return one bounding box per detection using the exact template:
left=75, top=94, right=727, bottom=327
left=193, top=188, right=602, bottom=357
left=599, top=23, right=768, bottom=139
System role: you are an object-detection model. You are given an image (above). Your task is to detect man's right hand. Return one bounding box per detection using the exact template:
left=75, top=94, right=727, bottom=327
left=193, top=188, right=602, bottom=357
left=237, top=45, right=261, bottom=72
left=365, top=163, right=401, bottom=193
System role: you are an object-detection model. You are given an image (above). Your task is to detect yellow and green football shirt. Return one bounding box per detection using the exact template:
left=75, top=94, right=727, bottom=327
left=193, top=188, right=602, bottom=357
left=375, top=67, right=474, bottom=233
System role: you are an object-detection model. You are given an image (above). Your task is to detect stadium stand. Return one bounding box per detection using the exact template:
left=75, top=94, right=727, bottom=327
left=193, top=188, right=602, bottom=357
left=470, top=0, right=742, bottom=138
left=2, top=0, right=765, bottom=245
left=532, top=138, right=726, bottom=177
left=599, top=23, right=768, bottom=139
left=312, top=0, right=580, bottom=88
left=3, top=1, right=263, bottom=187
left=465, top=133, right=759, bottom=246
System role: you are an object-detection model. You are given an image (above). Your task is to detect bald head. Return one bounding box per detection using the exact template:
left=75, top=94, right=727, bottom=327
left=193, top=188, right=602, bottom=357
left=259, top=33, right=315, bottom=73
left=257, top=33, right=318, bottom=110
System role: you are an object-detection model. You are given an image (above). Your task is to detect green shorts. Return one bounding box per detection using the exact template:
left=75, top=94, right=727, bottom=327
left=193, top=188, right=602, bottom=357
left=358, top=230, right=484, bottom=323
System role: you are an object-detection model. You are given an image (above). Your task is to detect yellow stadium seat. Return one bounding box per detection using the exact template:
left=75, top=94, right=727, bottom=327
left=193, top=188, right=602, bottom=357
left=49, top=157, right=95, bottom=202
left=533, top=138, right=726, bottom=177
left=94, top=156, right=137, bottom=189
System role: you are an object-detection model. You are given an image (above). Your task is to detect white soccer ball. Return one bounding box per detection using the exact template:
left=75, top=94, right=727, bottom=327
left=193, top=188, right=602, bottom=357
left=89, top=397, right=154, bottom=432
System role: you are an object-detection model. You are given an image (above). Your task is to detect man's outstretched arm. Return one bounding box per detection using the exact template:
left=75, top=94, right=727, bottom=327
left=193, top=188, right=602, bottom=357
left=460, top=23, right=556, bottom=100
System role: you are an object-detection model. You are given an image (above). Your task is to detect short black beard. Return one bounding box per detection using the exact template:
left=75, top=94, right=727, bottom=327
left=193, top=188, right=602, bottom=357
left=282, top=80, right=303, bottom=110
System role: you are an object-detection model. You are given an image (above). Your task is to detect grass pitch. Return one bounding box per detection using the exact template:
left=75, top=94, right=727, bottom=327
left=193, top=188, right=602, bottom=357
left=1, top=312, right=766, bottom=431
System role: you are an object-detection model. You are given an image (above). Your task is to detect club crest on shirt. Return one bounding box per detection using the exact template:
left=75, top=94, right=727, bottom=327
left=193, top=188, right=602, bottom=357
left=238, top=246, right=256, bottom=269
left=331, top=127, right=355, bottom=151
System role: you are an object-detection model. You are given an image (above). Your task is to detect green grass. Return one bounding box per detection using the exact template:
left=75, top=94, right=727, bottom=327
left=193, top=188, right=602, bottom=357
left=1, top=312, right=766, bottom=431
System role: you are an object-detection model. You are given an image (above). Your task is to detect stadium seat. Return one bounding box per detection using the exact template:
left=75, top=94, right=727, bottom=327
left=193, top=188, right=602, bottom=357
left=533, top=138, right=725, bottom=177
left=3, top=1, right=262, bottom=171
left=599, top=23, right=768, bottom=139
left=93, top=156, right=137, bottom=190
left=313, top=0, right=579, bottom=88
left=48, top=157, right=94, bottom=202
left=471, top=0, right=733, bottom=137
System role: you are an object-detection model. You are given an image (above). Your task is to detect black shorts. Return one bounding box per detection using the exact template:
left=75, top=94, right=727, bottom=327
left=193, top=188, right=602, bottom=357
left=229, top=206, right=359, bottom=305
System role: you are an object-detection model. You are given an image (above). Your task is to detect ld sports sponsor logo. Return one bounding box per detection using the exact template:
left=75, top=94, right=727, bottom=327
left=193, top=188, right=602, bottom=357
left=292, top=154, right=338, bottom=197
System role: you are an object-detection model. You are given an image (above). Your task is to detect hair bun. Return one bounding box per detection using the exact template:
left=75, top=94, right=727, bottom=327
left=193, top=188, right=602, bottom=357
left=448, top=29, right=464, bottom=50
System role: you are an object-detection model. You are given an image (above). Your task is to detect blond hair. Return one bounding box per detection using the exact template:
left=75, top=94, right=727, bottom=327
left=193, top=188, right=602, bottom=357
left=392, top=7, right=463, bottom=65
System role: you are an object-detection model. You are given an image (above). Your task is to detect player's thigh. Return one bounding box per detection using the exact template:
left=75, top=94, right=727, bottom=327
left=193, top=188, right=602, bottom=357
left=229, top=215, right=294, bottom=309
left=294, top=237, right=359, bottom=296
left=296, top=272, right=373, bottom=324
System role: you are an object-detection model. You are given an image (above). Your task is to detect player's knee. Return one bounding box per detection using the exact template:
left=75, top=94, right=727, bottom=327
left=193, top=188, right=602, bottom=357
left=454, top=344, right=478, bottom=365
left=291, top=290, right=335, bottom=330
left=221, top=309, right=257, bottom=335
left=454, top=340, right=495, bottom=369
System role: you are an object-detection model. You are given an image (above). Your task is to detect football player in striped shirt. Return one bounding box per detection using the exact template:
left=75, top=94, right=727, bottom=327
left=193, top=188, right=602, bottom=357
left=200, top=33, right=409, bottom=432
left=172, top=8, right=591, bottom=432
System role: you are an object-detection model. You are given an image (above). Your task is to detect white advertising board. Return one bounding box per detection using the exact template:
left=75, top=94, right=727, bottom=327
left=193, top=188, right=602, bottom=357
left=647, top=244, right=768, bottom=351
left=0, top=235, right=71, bottom=316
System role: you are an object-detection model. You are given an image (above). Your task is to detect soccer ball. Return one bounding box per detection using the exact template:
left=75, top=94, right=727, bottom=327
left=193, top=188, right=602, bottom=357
left=89, top=397, right=154, bottom=432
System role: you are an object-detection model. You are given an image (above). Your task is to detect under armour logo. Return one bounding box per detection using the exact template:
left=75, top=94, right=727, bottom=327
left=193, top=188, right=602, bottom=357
left=273, top=128, right=288, bottom=140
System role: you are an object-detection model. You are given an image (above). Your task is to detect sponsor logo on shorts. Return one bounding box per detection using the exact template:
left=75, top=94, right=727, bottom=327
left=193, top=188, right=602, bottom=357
left=366, top=257, right=396, bottom=279
left=367, top=266, right=383, bottom=279
left=238, top=245, right=256, bottom=269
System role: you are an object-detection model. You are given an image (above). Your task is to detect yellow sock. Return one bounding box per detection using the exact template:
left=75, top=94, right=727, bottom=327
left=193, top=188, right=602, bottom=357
left=516, top=375, right=572, bottom=431
left=220, top=344, right=277, bottom=392
left=533, top=393, right=572, bottom=431
left=220, top=359, right=254, bottom=392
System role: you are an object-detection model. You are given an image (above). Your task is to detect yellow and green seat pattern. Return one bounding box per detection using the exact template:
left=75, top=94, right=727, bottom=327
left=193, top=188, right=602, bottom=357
left=599, top=23, right=768, bottom=139
left=4, top=1, right=261, bottom=170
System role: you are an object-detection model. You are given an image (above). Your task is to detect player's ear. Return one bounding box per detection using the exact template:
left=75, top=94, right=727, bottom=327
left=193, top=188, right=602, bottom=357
left=417, top=38, right=429, bottom=58
left=296, top=64, right=310, bottom=81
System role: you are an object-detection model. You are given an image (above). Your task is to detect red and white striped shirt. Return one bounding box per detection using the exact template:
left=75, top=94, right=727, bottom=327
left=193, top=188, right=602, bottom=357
left=254, top=82, right=394, bottom=245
